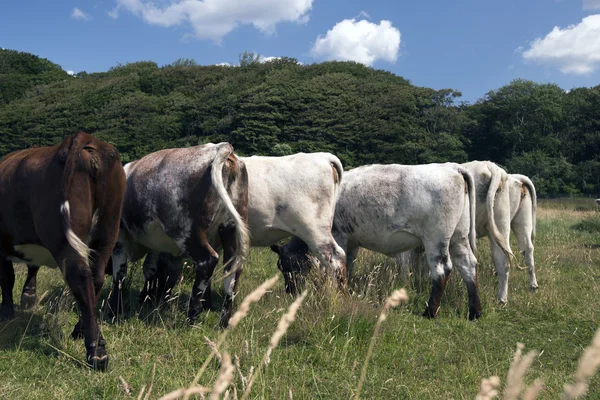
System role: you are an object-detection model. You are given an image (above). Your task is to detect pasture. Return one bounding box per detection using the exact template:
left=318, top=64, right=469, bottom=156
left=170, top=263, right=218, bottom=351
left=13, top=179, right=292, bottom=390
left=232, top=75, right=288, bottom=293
left=1, top=198, right=599, bottom=399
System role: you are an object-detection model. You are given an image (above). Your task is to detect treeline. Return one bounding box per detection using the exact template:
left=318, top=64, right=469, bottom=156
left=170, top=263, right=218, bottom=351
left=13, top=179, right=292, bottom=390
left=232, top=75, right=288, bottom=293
left=0, top=49, right=599, bottom=196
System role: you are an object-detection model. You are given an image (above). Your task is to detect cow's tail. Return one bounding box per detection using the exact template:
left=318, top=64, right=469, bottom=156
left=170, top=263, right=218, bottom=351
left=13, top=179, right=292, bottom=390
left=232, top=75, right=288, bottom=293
left=486, top=164, right=513, bottom=260
left=457, top=167, right=478, bottom=257
left=211, top=143, right=250, bottom=264
left=60, top=132, right=92, bottom=266
left=515, top=174, right=537, bottom=243
left=326, top=154, right=344, bottom=217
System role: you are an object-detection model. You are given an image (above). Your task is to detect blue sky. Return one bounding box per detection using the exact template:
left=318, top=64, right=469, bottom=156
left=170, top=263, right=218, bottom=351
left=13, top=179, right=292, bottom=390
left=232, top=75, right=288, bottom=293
left=2, top=0, right=600, bottom=103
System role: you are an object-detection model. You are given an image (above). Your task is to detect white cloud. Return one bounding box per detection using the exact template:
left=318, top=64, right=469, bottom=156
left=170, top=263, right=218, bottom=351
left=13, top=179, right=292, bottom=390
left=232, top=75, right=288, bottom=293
left=71, top=7, right=90, bottom=21
left=311, top=19, right=400, bottom=66
left=583, top=0, right=600, bottom=10
left=215, top=62, right=233, bottom=67
left=110, top=0, right=313, bottom=42
left=522, top=14, right=600, bottom=75
left=67, top=70, right=75, bottom=75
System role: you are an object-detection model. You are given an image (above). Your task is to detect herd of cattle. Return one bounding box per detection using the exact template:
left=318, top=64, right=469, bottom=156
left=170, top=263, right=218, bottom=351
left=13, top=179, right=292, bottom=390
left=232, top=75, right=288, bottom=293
left=0, top=132, right=539, bottom=371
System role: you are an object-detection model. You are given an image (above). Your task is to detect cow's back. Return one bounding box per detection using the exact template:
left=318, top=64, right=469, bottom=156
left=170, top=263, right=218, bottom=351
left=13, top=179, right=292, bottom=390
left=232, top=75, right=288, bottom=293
left=242, top=153, right=342, bottom=246
left=334, top=164, right=467, bottom=255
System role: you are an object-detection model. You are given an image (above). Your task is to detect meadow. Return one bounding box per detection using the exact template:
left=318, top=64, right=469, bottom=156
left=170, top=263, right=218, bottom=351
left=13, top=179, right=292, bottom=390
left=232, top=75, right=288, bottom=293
left=1, top=198, right=599, bottom=399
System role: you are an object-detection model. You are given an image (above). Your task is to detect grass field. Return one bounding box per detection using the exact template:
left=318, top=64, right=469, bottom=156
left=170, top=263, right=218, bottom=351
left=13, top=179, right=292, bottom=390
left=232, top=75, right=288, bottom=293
left=1, top=198, right=600, bottom=399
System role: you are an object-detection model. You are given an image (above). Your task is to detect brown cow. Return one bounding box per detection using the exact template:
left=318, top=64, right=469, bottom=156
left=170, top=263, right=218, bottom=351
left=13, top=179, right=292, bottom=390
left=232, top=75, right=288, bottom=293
left=0, top=132, right=125, bottom=371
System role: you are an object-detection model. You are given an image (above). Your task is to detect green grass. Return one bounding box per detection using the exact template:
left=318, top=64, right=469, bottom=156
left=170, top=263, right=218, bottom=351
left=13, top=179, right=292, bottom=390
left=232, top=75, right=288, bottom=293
left=2, top=199, right=600, bottom=399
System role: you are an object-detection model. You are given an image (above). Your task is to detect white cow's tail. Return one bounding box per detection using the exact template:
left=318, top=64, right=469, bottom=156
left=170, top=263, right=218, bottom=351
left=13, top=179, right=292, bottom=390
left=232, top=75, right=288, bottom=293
left=60, top=133, right=92, bottom=266
left=457, top=167, right=478, bottom=257
left=326, top=154, right=344, bottom=222
left=211, top=143, right=250, bottom=263
left=486, top=163, right=513, bottom=259
left=514, top=174, right=537, bottom=243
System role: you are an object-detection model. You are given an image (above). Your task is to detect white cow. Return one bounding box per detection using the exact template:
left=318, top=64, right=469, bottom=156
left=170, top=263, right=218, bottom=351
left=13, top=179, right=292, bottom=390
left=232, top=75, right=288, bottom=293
left=507, top=174, right=538, bottom=291
left=462, top=161, right=514, bottom=304
left=273, top=163, right=483, bottom=320
left=243, top=153, right=347, bottom=288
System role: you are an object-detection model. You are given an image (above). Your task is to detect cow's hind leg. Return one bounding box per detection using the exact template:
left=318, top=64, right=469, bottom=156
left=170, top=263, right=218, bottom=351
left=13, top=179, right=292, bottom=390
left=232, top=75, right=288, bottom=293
left=422, top=244, right=452, bottom=319
left=21, top=264, right=40, bottom=309
left=58, top=249, right=108, bottom=370
left=490, top=237, right=510, bottom=304
left=186, top=230, right=219, bottom=323
left=0, top=258, right=15, bottom=321
left=450, top=239, right=482, bottom=320
left=218, top=223, right=243, bottom=327
left=512, top=212, right=538, bottom=291
left=140, top=252, right=183, bottom=306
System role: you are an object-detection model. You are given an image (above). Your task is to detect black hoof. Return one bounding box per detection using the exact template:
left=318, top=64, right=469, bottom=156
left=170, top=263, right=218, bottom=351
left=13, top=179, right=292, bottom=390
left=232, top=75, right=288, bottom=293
left=71, top=321, right=84, bottom=340
left=468, top=310, right=482, bottom=320
left=87, top=353, right=109, bottom=371
left=86, top=339, right=108, bottom=371
left=20, top=293, right=37, bottom=309
left=0, top=304, right=15, bottom=321
left=219, top=311, right=231, bottom=329
left=422, top=307, right=437, bottom=319
left=529, top=285, right=539, bottom=292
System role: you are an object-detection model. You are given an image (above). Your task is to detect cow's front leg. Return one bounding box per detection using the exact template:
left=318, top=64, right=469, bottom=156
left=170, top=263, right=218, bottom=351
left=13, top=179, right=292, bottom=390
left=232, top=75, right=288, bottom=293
left=20, top=264, right=40, bottom=309
left=423, top=249, right=452, bottom=319
left=187, top=231, right=219, bottom=322
left=0, top=258, right=15, bottom=321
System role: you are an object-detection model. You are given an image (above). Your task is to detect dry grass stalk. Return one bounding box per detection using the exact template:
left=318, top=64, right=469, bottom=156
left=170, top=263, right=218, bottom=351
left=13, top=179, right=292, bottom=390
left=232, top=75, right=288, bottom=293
left=234, top=355, right=248, bottom=389
left=523, top=380, right=544, bottom=400
left=563, top=327, right=600, bottom=399
left=205, top=336, right=223, bottom=363
left=182, top=276, right=279, bottom=400
left=144, top=363, right=157, bottom=400
left=119, top=376, right=133, bottom=396
left=211, top=352, right=235, bottom=400
left=503, top=343, right=538, bottom=400
left=241, top=291, right=309, bottom=400
left=476, top=376, right=500, bottom=400
left=354, top=289, right=409, bottom=400
left=159, top=386, right=211, bottom=400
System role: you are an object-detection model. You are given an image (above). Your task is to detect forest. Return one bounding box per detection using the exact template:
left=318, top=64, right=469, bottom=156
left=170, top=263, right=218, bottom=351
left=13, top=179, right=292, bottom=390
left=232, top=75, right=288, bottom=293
left=1, top=48, right=599, bottom=197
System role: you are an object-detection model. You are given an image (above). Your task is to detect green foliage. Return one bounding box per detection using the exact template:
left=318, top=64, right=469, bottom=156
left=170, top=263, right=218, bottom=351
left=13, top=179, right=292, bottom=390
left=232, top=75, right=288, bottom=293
left=1, top=50, right=600, bottom=195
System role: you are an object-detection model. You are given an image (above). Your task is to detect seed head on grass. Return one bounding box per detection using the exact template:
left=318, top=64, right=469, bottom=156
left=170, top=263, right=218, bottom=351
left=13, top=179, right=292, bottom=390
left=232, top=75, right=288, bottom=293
left=503, top=343, right=538, bottom=400
left=229, top=275, right=279, bottom=328
left=355, top=289, right=408, bottom=400
left=211, top=352, right=234, bottom=400
left=476, top=376, right=500, bottom=400
left=563, top=327, right=600, bottom=399
left=242, top=291, right=309, bottom=400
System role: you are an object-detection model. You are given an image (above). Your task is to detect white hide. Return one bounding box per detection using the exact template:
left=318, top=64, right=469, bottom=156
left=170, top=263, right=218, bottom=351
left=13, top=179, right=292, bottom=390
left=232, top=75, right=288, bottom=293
left=242, top=153, right=346, bottom=279
left=507, top=174, right=538, bottom=290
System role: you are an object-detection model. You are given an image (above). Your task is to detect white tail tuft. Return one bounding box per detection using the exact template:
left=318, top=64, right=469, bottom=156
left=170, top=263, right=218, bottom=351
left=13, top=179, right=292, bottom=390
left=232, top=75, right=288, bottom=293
left=61, top=201, right=91, bottom=266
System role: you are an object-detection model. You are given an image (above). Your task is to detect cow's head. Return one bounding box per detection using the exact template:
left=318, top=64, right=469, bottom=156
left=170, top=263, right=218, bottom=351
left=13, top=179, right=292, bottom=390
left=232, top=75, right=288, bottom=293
left=270, top=238, right=313, bottom=295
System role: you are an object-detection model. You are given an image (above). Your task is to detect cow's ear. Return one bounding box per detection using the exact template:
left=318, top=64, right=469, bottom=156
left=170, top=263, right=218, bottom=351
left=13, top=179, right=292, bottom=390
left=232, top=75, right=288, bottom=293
left=270, top=244, right=281, bottom=255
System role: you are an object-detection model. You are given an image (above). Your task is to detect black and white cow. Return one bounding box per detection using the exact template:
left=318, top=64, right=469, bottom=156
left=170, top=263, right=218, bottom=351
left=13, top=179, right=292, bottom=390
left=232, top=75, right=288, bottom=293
left=273, top=163, right=482, bottom=320
left=109, top=143, right=249, bottom=326
left=507, top=174, right=538, bottom=291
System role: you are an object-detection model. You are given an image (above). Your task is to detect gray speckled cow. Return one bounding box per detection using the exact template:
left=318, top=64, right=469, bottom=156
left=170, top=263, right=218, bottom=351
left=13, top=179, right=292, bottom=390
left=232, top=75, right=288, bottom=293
left=273, top=163, right=482, bottom=320
left=110, top=143, right=249, bottom=326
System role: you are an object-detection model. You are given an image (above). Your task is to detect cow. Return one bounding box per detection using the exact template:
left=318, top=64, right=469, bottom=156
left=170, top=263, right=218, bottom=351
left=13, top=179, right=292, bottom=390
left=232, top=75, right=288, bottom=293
left=272, top=163, right=483, bottom=320
left=108, top=143, right=249, bottom=327
left=461, top=161, right=514, bottom=304
left=243, top=153, right=347, bottom=287
left=507, top=174, right=538, bottom=291
left=0, top=132, right=126, bottom=371
left=596, top=199, right=600, bottom=206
